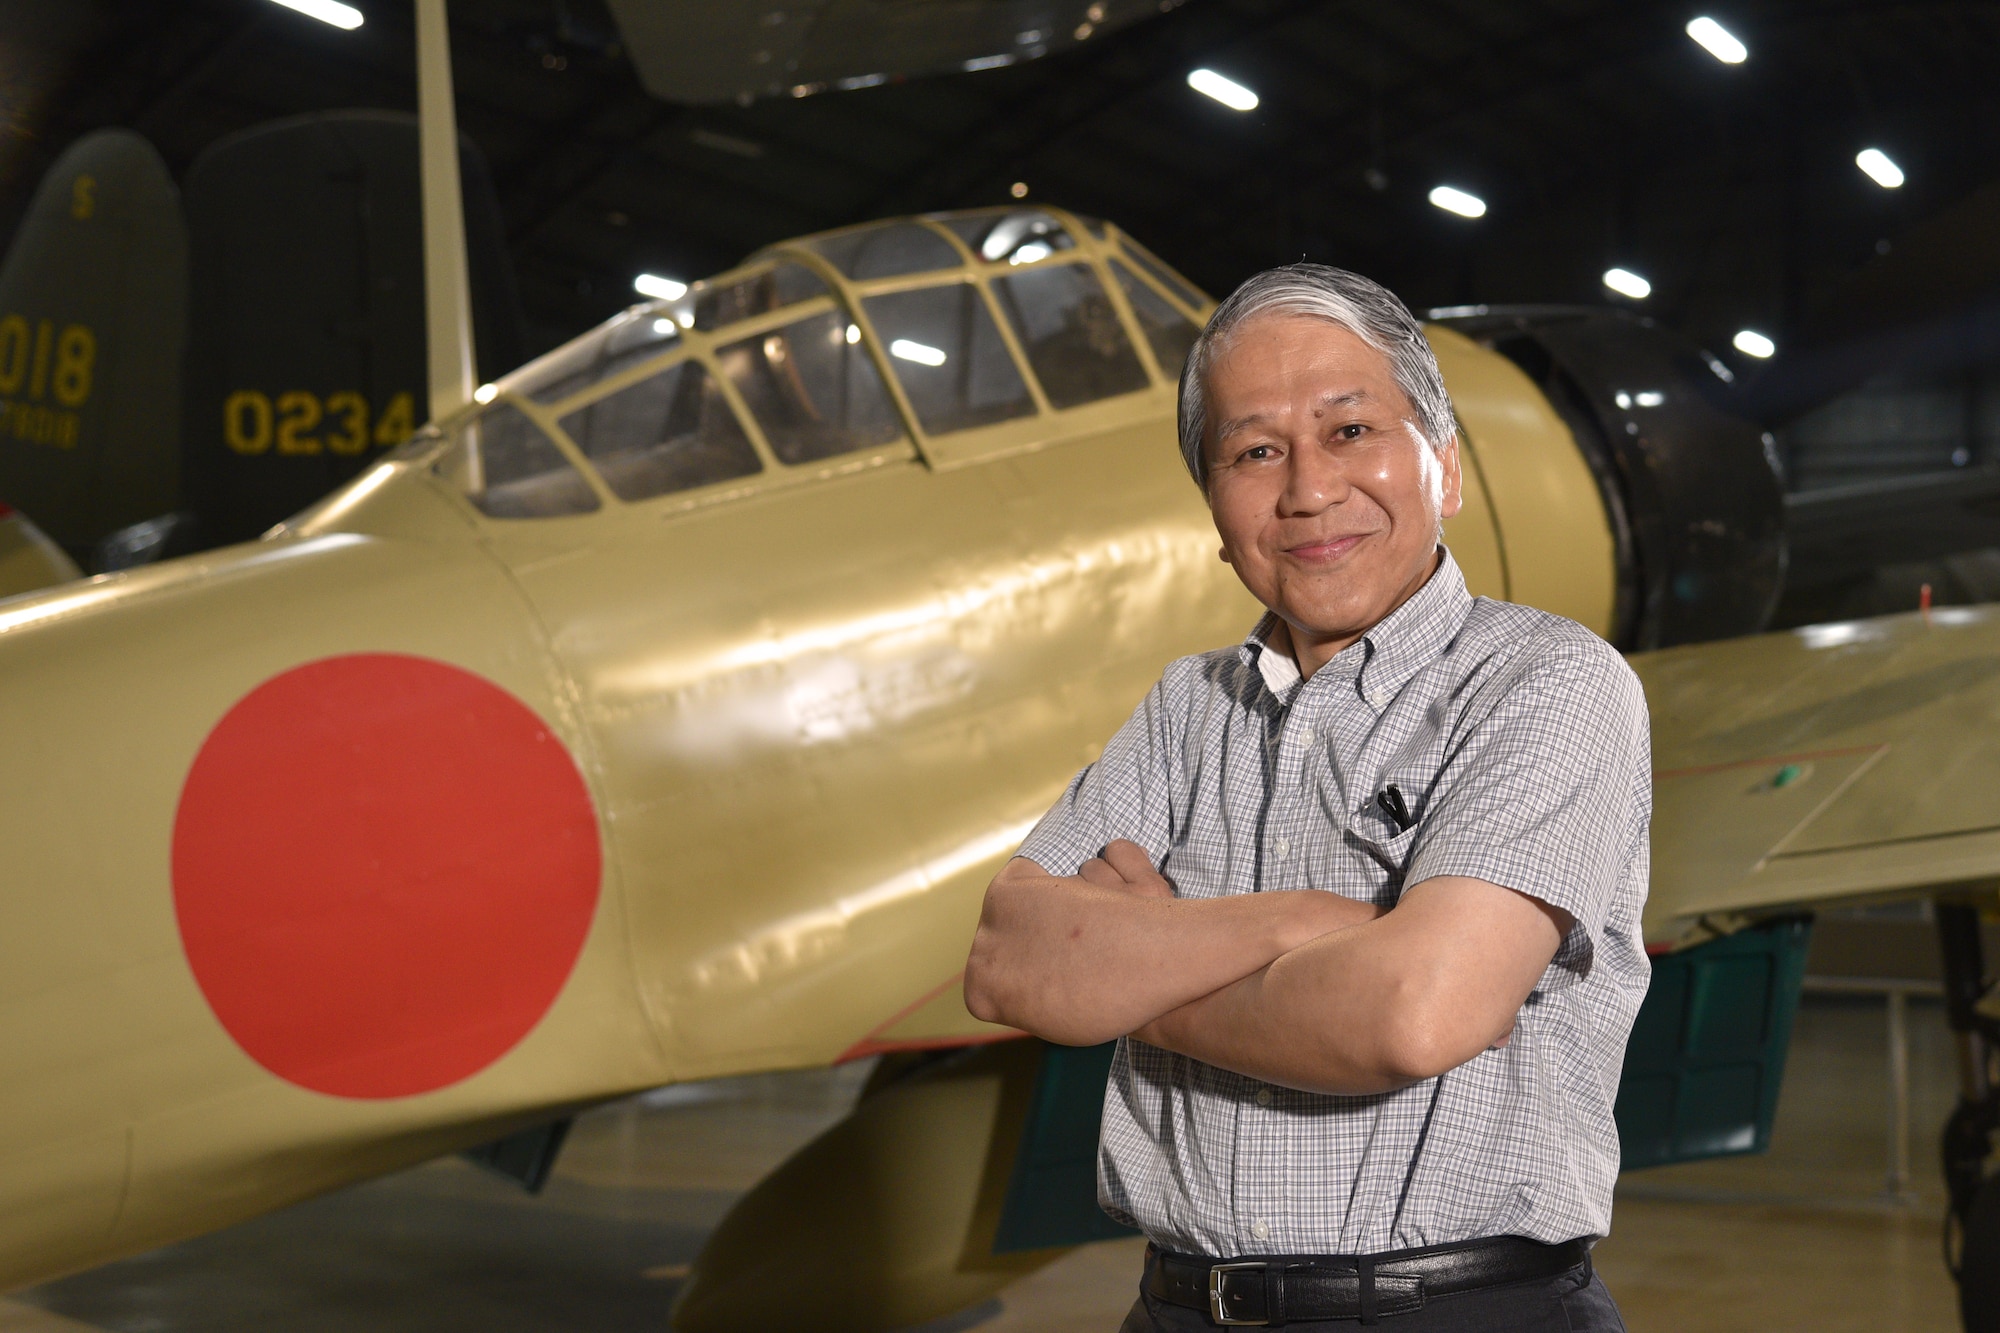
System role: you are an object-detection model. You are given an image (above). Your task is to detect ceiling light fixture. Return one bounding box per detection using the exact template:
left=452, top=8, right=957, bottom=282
left=1428, top=185, right=1486, bottom=218
left=1602, top=268, right=1652, bottom=300
left=269, top=0, right=365, bottom=28
left=1733, top=329, right=1776, bottom=358
left=472, top=383, right=498, bottom=404
left=1855, top=148, right=1905, bottom=189
left=1685, top=16, right=1747, bottom=63
left=890, top=339, right=947, bottom=367
left=634, top=273, right=688, bottom=301
left=1188, top=68, right=1258, bottom=112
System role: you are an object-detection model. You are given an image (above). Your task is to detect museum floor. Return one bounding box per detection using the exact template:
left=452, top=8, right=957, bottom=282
left=0, top=995, right=1966, bottom=1333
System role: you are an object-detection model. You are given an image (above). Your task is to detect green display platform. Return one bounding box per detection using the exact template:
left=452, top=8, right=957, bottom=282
left=993, top=1041, right=1136, bottom=1252
left=1614, top=916, right=1813, bottom=1170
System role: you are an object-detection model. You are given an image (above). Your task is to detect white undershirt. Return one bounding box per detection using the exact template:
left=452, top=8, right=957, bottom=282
left=1254, top=624, right=1303, bottom=698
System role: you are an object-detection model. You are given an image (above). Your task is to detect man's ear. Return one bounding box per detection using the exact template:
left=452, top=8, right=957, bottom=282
left=1437, top=434, right=1465, bottom=521
left=1204, top=476, right=1232, bottom=564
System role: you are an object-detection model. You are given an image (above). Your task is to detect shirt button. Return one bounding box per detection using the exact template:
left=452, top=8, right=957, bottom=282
left=1251, top=1220, right=1271, bottom=1241
left=1369, top=689, right=1388, bottom=707
left=1274, top=837, right=1291, bottom=860
left=1256, top=1088, right=1273, bottom=1107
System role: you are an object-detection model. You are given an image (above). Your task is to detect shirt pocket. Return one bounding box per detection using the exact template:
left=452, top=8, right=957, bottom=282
left=1344, top=767, right=1431, bottom=875
left=1344, top=820, right=1422, bottom=887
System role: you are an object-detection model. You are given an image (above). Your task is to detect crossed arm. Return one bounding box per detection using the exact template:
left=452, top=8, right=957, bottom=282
left=962, top=841, right=1570, bottom=1096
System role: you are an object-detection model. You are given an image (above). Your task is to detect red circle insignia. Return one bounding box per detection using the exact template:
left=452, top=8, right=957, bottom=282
left=171, top=653, right=602, bottom=1099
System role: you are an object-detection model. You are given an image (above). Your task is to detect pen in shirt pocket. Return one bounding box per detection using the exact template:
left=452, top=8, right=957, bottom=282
left=1376, top=784, right=1415, bottom=832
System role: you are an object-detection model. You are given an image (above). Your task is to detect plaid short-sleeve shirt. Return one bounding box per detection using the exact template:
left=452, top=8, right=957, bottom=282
left=1017, top=549, right=1652, bottom=1258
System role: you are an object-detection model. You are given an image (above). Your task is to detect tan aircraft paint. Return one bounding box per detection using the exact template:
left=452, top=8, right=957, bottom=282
left=0, top=208, right=1991, bottom=1302
left=0, top=510, right=80, bottom=599
left=1641, top=605, right=2000, bottom=936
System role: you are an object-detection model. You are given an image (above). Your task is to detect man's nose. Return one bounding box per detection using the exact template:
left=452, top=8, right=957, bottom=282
left=1279, top=436, right=1350, bottom=515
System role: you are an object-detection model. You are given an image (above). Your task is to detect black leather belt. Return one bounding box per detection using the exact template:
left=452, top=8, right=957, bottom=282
left=1144, top=1234, right=1590, bottom=1326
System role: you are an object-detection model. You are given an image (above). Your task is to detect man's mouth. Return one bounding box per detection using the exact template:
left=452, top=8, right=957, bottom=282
left=1284, top=533, right=1368, bottom=562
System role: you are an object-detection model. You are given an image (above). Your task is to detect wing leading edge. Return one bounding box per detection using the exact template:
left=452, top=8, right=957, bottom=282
left=1642, top=604, right=2000, bottom=944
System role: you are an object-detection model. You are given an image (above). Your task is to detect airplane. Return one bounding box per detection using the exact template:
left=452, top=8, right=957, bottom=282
left=8, top=194, right=2000, bottom=1328
left=6, top=8, right=2000, bottom=1333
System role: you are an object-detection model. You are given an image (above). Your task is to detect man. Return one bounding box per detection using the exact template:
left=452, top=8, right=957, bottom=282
left=963, top=264, right=1650, bottom=1330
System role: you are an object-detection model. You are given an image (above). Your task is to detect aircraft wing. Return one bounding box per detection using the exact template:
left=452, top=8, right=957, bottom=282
left=1642, top=604, right=2000, bottom=944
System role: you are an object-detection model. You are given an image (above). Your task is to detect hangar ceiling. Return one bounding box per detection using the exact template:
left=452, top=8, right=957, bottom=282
left=2, top=0, right=1995, bottom=371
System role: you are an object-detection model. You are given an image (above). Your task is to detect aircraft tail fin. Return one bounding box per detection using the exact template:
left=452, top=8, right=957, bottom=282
left=180, top=110, right=524, bottom=548
left=0, top=128, right=187, bottom=562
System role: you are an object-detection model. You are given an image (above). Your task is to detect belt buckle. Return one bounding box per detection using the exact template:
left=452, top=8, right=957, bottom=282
left=1209, top=1261, right=1268, bottom=1325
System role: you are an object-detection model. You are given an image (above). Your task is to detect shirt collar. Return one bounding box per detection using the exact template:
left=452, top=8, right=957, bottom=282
left=1245, top=616, right=1303, bottom=700
left=1237, top=547, right=1474, bottom=710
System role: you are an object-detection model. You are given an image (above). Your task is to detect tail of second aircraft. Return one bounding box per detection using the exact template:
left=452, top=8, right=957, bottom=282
left=0, top=128, right=187, bottom=565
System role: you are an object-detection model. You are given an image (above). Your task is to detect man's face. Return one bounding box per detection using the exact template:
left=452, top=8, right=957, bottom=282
left=1202, top=314, right=1462, bottom=664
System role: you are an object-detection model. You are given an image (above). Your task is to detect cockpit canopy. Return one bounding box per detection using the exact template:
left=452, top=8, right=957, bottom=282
left=430, top=208, right=1211, bottom=521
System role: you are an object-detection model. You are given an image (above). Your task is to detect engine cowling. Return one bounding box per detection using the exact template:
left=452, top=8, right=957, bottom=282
left=1435, top=306, right=1787, bottom=650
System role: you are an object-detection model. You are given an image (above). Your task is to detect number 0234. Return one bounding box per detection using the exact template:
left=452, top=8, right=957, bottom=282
left=222, top=389, right=416, bottom=457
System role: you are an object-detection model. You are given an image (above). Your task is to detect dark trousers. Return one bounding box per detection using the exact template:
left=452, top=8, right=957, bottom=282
left=1117, top=1260, right=1628, bottom=1332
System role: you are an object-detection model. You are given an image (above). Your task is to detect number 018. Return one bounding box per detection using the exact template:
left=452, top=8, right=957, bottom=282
left=223, top=389, right=416, bottom=457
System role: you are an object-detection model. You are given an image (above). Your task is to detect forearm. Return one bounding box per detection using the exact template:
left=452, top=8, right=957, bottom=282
left=1134, top=935, right=1429, bottom=1095
left=1134, top=878, right=1552, bottom=1094
left=965, top=871, right=1375, bottom=1046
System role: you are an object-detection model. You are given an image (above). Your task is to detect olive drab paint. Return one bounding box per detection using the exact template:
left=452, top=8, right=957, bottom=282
left=180, top=110, right=525, bottom=546
left=0, top=128, right=187, bottom=556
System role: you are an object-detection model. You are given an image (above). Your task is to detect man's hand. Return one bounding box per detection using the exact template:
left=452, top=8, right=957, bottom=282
left=1131, top=875, right=1566, bottom=1095
left=964, top=850, right=1378, bottom=1047
left=1078, top=839, right=1174, bottom=899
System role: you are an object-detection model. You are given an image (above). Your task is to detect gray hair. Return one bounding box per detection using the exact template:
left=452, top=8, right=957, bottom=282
left=1177, top=263, right=1456, bottom=486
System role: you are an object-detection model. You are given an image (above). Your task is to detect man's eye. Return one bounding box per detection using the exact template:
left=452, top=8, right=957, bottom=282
left=1241, top=445, right=1274, bottom=461
left=1337, top=423, right=1367, bottom=440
